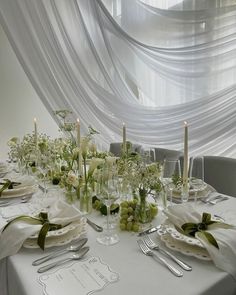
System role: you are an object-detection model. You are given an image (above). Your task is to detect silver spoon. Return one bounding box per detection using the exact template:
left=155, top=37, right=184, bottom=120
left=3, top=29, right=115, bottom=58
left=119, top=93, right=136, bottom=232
left=37, top=246, right=89, bottom=273
left=32, top=238, right=88, bottom=266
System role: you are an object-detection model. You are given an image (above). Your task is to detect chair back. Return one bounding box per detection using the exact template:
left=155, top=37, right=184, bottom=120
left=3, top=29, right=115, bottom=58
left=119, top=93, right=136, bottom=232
left=154, top=148, right=183, bottom=163
left=109, top=142, right=142, bottom=157
left=203, top=156, right=236, bottom=197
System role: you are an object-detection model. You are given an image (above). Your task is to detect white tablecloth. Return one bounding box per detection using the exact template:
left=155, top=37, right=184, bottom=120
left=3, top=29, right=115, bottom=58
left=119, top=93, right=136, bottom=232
left=1, top=195, right=236, bottom=295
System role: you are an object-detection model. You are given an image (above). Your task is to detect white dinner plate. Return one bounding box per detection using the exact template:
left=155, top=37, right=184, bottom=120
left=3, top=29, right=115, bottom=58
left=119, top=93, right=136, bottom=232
left=29, top=217, right=86, bottom=239
left=161, top=219, right=204, bottom=248
left=160, top=217, right=223, bottom=249
left=160, top=232, right=211, bottom=260
left=23, top=218, right=87, bottom=249
left=172, top=182, right=211, bottom=200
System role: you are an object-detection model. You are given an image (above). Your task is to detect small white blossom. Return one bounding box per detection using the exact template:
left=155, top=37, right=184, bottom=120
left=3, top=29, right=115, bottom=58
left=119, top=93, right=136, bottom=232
left=66, top=171, right=79, bottom=187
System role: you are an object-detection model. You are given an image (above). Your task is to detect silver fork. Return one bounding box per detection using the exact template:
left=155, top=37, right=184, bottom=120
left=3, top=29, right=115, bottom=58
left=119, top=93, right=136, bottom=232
left=137, top=239, right=183, bottom=277
left=143, top=235, right=192, bottom=271
left=201, top=194, right=221, bottom=204
left=209, top=196, right=229, bottom=205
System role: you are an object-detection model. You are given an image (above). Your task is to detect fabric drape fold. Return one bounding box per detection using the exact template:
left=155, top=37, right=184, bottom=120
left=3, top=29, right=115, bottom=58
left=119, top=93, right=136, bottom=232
left=0, top=0, right=236, bottom=156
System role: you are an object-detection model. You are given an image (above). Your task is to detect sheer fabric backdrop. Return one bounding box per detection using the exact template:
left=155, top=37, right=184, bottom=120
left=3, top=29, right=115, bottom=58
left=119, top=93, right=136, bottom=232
left=0, top=0, right=236, bottom=156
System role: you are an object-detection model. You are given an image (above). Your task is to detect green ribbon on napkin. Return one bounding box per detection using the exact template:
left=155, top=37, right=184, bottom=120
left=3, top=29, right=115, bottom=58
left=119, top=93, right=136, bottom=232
left=181, top=212, right=220, bottom=249
left=0, top=179, right=21, bottom=197
left=2, top=212, right=64, bottom=250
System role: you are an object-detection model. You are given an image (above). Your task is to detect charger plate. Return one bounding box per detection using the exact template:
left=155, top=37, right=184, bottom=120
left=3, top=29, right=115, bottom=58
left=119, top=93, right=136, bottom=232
left=172, top=182, right=212, bottom=200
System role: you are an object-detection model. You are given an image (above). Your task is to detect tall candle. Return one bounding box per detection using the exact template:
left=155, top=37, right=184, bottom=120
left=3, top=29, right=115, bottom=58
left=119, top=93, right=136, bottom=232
left=183, top=121, right=188, bottom=191
left=122, top=122, right=126, bottom=154
left=76, top=119, right=81, bottom=147
left=34, top=118, right=38, bottom=148
left=77, top=118, right=82, bottom=174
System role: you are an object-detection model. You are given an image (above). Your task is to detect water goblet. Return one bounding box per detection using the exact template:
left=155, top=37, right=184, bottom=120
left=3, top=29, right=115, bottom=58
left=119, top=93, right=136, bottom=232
left=96, top=169, right=120, bottom=246
left=162, top=159, right=181, bottom=208
left=189, top=156, right=205, bottom=205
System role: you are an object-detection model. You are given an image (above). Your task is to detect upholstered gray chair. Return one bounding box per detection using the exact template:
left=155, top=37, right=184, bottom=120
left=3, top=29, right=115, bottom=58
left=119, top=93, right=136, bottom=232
left=203, top=156, right=236, bottom=197
left=109, top=142, right=142, bottom=157
left=154, top=148, right=183, bottom=163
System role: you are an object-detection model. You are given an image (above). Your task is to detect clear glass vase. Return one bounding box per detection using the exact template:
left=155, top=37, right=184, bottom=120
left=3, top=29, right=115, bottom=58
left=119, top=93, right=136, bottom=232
left=65, top=187, right=77, bottom=203
left=135, top=189, right=152, bottom=224
left=80, top=184, right=93, bottom=214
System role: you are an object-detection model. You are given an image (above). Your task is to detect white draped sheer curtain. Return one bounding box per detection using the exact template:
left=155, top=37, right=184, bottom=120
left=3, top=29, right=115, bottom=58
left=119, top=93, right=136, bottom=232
left=0, top=0, right=236, bottom=157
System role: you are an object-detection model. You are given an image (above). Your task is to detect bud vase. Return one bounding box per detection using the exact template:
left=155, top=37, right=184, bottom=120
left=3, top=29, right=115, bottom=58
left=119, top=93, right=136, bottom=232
left=135, top=188, right=152, bottom=224
left=65, top=187, right=77, bottom=203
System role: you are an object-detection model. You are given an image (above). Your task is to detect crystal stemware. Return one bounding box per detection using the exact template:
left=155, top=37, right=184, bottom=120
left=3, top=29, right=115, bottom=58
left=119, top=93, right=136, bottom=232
left=189, top=156, right=205, bottom=205
left=96, top=168, right=120, bottom=246
left=162, top=159, right=181, bottom=208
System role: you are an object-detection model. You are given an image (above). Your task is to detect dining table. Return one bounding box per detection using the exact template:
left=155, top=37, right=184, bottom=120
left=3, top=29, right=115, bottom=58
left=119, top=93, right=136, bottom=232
left=0, top=174, right=236, bottom=295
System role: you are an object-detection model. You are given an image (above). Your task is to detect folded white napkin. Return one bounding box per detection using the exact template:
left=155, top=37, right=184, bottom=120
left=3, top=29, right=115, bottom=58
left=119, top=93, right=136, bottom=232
left=0, top=200, right=83, bottom=260
left=164, top=204, right=236, bottom=280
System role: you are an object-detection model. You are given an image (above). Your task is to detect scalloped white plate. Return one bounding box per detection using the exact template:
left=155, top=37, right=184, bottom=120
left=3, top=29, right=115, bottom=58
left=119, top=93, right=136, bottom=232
left=29, top=217, right=86, bottom=239
left=23, top=219, right=87, bottom=249
left=160, top=217, right=222, bottom=249
left=172, top=182, right=209, bottom=200
left=162, top=219, right=204, bottom=248
left=160, top=233, right=211, bottom=260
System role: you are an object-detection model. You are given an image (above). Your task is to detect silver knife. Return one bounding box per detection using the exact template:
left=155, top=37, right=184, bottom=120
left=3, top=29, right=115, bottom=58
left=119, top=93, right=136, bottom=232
left=138, top=225, right=161, bottom=236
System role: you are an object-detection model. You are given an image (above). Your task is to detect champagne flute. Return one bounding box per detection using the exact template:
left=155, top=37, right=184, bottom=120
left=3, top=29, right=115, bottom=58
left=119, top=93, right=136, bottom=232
left=189, top=156, right=205, bottom=205
left=162, top=159, right=181, bottom=207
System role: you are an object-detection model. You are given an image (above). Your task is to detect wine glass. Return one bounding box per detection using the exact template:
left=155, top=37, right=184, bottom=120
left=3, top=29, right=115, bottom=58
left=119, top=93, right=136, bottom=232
left=96, top=168, right=120, bottom=246
left=35, top=155, right=54, bottom=208
left=141, top=148, right=155, bottom=165
left=149, top=148, right=156, bottom=162
left=162, top=159, right=181, bottom=208
left=189, top=156, right=205, bottom=205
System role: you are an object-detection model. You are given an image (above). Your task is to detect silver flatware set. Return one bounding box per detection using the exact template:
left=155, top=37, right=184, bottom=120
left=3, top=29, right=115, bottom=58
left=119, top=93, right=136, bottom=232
left=137, top=234, right=192, bottom=277
left=32, top=238, right=90, bottom=273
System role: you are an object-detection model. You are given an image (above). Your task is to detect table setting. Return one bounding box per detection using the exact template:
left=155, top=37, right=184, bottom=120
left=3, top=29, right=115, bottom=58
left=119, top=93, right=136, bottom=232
left=0, top=118, right=236, bottom=295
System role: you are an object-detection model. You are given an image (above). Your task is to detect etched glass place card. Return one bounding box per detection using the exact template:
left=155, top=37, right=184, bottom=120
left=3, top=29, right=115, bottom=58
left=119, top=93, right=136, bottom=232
left=39, top=256, right=119, bottom=295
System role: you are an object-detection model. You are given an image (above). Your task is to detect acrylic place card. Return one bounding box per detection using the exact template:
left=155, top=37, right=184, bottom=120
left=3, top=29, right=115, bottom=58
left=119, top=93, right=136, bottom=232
left=39, top=256, right=119, bottom=295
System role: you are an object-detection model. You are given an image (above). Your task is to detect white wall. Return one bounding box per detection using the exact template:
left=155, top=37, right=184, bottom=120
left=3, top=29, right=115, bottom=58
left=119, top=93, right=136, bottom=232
left=0, top=25, right=60, bottom=160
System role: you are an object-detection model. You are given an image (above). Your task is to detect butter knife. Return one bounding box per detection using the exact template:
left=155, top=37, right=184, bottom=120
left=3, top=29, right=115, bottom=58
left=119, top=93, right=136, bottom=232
left=86, top=218, right=103, bottom=232
left=138, top=225, right=161, bottom=236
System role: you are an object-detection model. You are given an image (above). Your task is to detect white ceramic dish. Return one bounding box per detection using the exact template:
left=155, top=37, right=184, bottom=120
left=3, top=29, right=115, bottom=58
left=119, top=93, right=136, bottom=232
left=172, top=183, right=211, bottom=200
left=160, top=232, right=211, bottom=261
left=162, top=219, right=204, bottom=248
left=160, top=217, right=223, bottom=249
left=23, top=219, right=87, bottom=249
left=29, top=218, right=86, bottom=239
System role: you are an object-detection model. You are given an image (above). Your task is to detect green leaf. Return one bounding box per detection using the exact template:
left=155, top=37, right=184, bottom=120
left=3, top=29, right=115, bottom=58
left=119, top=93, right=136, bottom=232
left=88, top=125, right=100, bottom=135
left=202, top=212, right=212, bottom=223
left=202, top=231, right=219, bottom=249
